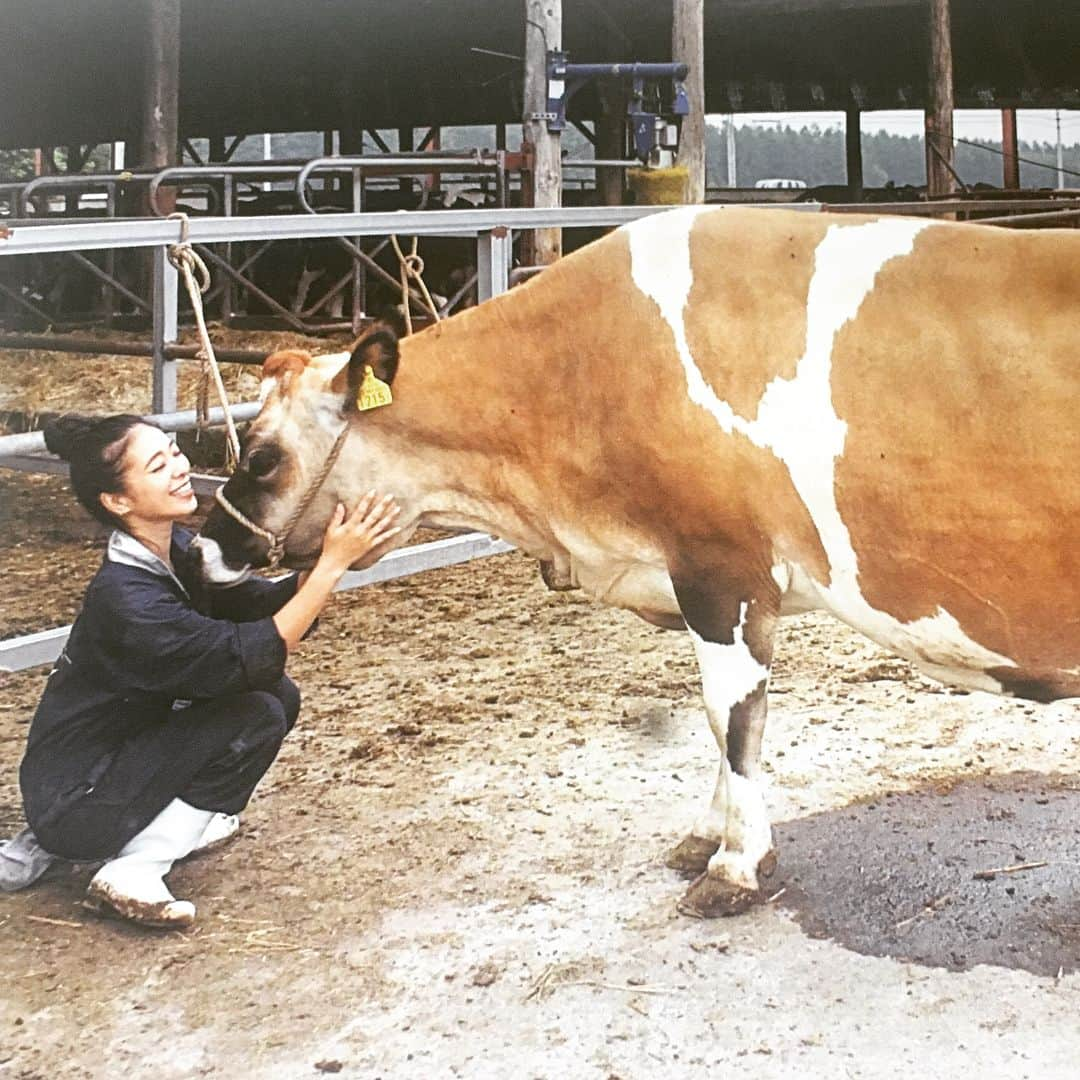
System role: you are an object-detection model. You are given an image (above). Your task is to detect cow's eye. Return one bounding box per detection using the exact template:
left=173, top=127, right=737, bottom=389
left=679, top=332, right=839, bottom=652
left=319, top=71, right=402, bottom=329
left=247, top=446, right=280, bottom=479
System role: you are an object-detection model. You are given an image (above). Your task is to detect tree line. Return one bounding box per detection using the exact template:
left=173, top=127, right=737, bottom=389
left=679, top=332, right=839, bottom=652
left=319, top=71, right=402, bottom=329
left=704, top=123, right=1080, bottom=190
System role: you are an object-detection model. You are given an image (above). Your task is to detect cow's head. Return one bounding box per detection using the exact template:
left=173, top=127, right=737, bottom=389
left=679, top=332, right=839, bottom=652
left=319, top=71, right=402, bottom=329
left=193, top=325, right=402, bottom=584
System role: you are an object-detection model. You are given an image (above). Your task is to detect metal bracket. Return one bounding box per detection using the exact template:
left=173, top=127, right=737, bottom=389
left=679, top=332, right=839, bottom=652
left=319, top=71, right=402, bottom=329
left=544, top=51, right=691, bottom=162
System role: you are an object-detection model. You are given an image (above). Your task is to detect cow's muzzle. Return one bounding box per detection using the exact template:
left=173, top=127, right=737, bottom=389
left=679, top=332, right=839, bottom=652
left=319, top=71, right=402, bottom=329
left=211, top=420, right=352, bottom=572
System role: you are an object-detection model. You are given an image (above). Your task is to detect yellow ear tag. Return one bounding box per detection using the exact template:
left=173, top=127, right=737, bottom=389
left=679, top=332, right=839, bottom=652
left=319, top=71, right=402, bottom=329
left=356, top=365, right=393, bottom=412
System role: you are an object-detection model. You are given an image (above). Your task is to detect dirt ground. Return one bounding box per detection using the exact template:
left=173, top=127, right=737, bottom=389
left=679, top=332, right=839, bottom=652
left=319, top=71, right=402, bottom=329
left=1, top=347, right=1079, bottom=1079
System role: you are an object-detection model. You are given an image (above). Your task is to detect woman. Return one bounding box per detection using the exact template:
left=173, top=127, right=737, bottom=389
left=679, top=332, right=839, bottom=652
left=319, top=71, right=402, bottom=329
left=0, top=414, right=399, bottom=929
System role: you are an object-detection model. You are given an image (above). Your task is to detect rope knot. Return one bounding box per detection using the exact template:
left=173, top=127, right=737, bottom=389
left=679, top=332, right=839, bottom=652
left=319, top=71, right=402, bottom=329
left=166, top=210, right=239, bottom=468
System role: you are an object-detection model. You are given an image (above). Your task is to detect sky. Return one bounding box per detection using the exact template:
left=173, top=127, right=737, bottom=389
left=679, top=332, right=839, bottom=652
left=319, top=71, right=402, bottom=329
left=707, top=109, right=1080, bottom=145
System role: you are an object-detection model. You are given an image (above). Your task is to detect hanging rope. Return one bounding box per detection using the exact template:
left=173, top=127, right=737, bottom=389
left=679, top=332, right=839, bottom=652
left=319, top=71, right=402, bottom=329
left=166, top=212, right=241, bottom=469
left=390, top=234, right=441, bottom=335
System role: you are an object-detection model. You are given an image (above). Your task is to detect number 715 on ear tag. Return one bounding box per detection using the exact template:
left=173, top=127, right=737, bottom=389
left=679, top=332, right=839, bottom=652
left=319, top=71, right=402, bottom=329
left=356, top=365, right=393, bottom=411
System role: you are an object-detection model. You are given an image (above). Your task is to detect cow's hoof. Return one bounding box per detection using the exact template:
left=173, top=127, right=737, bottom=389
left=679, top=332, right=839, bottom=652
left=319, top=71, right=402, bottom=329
left=665, top=834, right=721, bottom=877
left=677, top=871, right=763, bottom=918
left=757, top=847, right=778, bottom=880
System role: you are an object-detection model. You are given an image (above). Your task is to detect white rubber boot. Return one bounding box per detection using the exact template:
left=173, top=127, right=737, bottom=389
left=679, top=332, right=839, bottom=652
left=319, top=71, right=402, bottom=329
left=188, top=812, right=240, bottom=858
left=85, top=799, right=213, bottom=928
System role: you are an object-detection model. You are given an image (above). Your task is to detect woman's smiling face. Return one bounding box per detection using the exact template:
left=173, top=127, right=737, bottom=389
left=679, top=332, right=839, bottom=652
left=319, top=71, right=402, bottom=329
left=103, top=424, right=198, bottom=524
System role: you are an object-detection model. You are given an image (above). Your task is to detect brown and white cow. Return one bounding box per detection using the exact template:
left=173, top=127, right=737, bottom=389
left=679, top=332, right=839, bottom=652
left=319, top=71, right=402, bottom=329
left=193, top=207, right=1080, bottom=916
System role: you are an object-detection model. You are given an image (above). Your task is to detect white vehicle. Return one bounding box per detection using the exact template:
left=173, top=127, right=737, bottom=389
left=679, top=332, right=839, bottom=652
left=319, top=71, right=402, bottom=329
left=754, top=178, right=808, bottom=190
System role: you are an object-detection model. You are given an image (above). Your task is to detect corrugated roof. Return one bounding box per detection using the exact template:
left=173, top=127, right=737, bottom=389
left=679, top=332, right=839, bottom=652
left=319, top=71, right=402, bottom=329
left=2, top=0, right=1078, bottom=149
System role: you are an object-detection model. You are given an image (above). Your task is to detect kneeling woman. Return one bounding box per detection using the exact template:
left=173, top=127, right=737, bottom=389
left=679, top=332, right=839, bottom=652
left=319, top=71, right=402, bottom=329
left=3, top=415, right=399, bottom=928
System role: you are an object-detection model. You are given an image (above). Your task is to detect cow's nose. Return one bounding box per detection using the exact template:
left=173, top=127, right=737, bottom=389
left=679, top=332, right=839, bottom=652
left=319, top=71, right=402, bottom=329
left=186, top=536, right=207, bottom=574
left=188, top=532, right=253, bottom=586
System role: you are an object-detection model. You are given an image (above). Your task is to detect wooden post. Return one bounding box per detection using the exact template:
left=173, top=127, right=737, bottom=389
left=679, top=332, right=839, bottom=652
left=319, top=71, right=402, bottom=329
left=596, top=83, right=626, bottom=206
left=340, top=117, right=363, bottom=154
left=132, top=0, right=180, bottom=306
left=522, top=0, right=562, bottom=264
left=1001, top=108, right=1020, bottom=189
left=138, top=0, right=180, bottom=173
left=925, top=0, right=955, bottom=198
left=845, top=107, right=863, bottom=201
left=673, top=0, right=705, bottom=203
left=398, top=126, right=414, bottom=200
left=423, top=127, right=442, bottom=200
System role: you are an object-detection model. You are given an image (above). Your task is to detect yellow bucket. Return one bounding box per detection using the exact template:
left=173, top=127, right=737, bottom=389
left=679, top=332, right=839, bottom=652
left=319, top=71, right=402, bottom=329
left=626, top=166, right=689, bottom=205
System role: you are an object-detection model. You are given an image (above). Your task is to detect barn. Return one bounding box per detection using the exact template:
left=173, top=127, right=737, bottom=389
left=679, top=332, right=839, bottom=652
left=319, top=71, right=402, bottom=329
left=1, top=3, right=1079, bottom=1077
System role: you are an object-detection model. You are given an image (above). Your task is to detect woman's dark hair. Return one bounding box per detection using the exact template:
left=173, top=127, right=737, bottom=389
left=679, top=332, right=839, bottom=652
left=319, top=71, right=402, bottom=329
left=42, top=415, right=157, bottom=529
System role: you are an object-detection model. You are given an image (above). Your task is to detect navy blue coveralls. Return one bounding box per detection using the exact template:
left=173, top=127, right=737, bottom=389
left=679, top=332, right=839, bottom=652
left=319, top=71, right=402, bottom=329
left=20, top=527, right=302, bottom=862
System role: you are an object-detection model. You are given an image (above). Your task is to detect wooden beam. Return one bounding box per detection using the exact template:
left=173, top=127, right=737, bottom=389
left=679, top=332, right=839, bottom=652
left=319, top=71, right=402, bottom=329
left=138, top=0, right=180, bottom=172
left=596, top=83, right=626, bottom=207
left=845, top=107, right=863, bottom=200
left=1001, top=108, right=1020, bottom=189
left=522, top=0, right=562, bottom=264
left=397, top=127, right=414, bottom=197
left=673, top=0, right=705, bottom=203
left=925, top=0, right=955, bottom=198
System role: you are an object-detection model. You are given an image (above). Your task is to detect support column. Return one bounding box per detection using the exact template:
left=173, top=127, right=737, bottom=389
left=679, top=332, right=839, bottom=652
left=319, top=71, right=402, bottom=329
left=845, top=107, right=863, bottom=201
left=477, top=227, right=512, bottom=302
left=673, top=0, right=705, bottom=203
left=340, top=97, right=365, bottom=329
left=138, top=0, right=180, bottom=209
left=522, top=0, right=562, bottom=264
left=726, top=116, right=737, bottom=187
left=1001, top=108, right=1020, bottom=190
left=398, top=126, right=413, bottom=199
left=925, top=0, right=955, bottom=198
left=596, top=83, right=627, bottom=206
left=422, top=127, right=442, bottom=201
left=152, top=246, right=179, bottom=414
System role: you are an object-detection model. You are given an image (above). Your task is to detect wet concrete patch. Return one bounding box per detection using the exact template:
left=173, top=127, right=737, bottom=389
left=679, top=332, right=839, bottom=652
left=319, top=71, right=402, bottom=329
left=774, top=773, right=1080, bottom=975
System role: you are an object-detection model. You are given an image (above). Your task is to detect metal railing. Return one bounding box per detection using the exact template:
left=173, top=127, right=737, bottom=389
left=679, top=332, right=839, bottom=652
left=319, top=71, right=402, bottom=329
left=4, top=201, right=765, bottom=672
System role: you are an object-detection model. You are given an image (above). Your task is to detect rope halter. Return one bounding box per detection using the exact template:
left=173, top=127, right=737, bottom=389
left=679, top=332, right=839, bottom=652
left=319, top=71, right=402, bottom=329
left=214, top=421, right=352, bottom=571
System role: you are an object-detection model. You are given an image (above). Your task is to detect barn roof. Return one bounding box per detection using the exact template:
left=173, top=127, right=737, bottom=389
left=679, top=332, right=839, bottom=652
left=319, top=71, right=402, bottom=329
left=3, top=0, right=1079, bottom=150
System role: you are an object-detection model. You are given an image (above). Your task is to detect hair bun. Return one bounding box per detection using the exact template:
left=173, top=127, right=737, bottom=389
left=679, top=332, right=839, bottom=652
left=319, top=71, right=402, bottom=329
left=43, top=415, right=99, bottom=461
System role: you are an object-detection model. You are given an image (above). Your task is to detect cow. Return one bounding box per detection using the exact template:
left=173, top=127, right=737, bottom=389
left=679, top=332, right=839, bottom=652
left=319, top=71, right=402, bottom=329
left=191, top=206, right=1080, bottom=917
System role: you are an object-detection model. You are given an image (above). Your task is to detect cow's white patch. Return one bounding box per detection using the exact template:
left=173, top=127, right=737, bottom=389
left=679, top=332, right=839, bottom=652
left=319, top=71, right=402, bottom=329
left=689, top=604, right=768, bottom=719
left=548, top=523, right=678, bottom=615
left=625, top=207, right=740, bottom=431
left=705, top=770, right=773, bottom=890
left=688, top=607, right=771, bottom=874
left=187, top=535, right=251, bottom=586
left=258, top=378, right=276, bottom=405
left=773, top=560, right=820, bottom=615
left=309, top=350, right=350, bottom=378
left=626, top=209, right=1017, bottom=683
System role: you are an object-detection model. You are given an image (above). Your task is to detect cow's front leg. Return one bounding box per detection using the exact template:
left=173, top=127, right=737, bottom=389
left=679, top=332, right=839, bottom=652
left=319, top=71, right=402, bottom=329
left=667, top=575, right=778, bottom=916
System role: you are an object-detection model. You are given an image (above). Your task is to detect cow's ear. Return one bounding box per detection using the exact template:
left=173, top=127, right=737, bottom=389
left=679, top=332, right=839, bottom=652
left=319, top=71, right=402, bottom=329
left=263, top=349, right=311, bottom=383
left=345, top=325, right=400, bottom=399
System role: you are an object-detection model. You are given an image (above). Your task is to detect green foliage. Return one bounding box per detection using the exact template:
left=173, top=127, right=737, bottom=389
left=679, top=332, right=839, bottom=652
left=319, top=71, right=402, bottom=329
left=0, top=144, right=114, bottom=182
left=0, top=148, right=37, bottom=181
left=704, top=123, right=1080, bottom=191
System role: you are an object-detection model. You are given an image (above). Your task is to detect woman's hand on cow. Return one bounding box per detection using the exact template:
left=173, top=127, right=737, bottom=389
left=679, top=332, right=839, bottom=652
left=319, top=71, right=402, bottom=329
left=320, top=491, right=402, bottom=573
left=276, top=493, right=401, bottom=652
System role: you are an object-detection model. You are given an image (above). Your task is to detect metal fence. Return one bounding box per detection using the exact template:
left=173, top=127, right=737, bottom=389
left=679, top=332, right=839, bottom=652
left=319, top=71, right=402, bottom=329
left=2, top=202, right=755, bottom=672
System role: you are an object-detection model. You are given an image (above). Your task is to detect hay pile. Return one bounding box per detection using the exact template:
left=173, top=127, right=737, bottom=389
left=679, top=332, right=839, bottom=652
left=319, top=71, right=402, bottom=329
left=0, top=327, right=352, bottom=422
